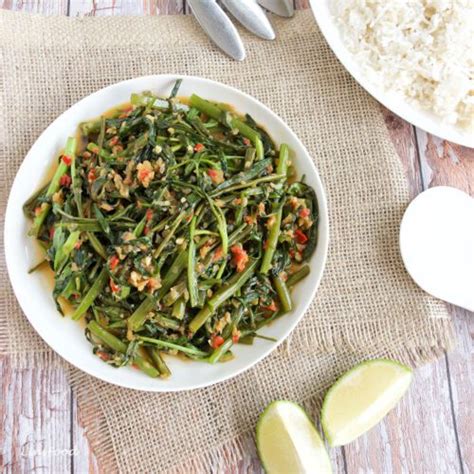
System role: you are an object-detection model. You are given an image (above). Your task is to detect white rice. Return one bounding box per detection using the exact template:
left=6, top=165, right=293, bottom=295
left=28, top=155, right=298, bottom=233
left=332, top=0, right=474, bottom=131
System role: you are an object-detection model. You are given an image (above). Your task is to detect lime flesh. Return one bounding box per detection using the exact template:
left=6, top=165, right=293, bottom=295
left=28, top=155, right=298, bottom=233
left=257, top=400, right=332, bottom=474
left=321, top=359, right=413, bottom=447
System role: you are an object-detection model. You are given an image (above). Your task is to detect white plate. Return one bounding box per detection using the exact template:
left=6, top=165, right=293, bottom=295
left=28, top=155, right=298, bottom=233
left=309, top=1, right=474, bottom=148
left=4, top=75, right=329, bottom=392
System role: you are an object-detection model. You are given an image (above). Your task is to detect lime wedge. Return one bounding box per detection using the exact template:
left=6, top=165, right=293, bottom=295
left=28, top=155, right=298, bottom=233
left=322, top=359, right=413, bottom=447
left=256, top=400, right=332, bottom=474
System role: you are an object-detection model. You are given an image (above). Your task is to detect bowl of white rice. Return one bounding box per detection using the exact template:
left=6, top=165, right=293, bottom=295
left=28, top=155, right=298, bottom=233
left=310, top=0, right=474, bottom=147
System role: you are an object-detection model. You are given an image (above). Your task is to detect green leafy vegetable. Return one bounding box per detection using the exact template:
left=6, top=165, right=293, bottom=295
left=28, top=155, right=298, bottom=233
left=25, top=81, right=318, bottom=379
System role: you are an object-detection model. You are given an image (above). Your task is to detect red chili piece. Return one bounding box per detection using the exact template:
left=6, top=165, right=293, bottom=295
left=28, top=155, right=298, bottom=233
left=109, top=255, right=119, bottom=271
left=211, top=335, right=225, bottom=349
left=294, top=229, right=308, bottom=244
left=59, top=174, right=71, bottom=187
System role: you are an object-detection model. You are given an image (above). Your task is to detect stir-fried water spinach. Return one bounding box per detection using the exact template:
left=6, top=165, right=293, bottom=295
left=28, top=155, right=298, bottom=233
left=24, top=81, right=318, bottom=378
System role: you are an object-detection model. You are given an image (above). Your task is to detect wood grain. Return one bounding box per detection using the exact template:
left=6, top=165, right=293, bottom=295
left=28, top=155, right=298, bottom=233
left=446, top=306, right=474, bottom=474
left=417, top=130, right=474, bottom=196
left=0, top=2, right=472, bottom=474
left=72, top=396, right=99, bottom=474
left=294, top=0, right=311, bottom=10
left=382, top=107, right=422, bottom=199
left=143, top=0, right=184, bottom=15
left=0, top=0, right=67, bottom=14
left=342, top=108, right=464, bottom=474
left=344, top=359, right=463, bottom=474
left=68, top=0, right=184, bottom=16
left=415, top=129, right=474, bottom=474
left=0, top=356, right=72, bottom=473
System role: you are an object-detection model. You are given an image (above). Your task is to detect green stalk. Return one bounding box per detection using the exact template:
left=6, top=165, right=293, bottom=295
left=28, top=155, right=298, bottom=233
left=190, top=94, right=262, bottom=153
left=260, top=144, right=289, bottom=274
left=187, top=216, right=199, bottom=307
left=260, top=206, right=282, bottom=274
left=255, top=137, right=264, bottom=161
left=133, top=214, right=147, bottom=238
left=86, top=142, right=111, bottom=160
left=207, top=197, right=228, bottom=256
left=208, top=337, right=233, bottom=364
left=210, top=174, right=285, bottom=197
left=189, top=259, right=258, bottom=333
left=72, top=267, right=108, bottom=320
left=54, top=230, right=80, bottom=271
left=30, top=137, right=76, bottom=237
left=128, top=251, right=187, bottom=331
left=154, top=314, right=181, bottom=331
left=86, top=232, right=107, bottom=260
left=286, top=265, right=310, bottom=287
left=172, top=297, right=185, bottom=320
left=71, top=151, right=82, bottom=216
left=277, top=144, right=289, bottom=176
left=138, top=336, right=208, bottom=357
left=88, top=321, right=159, bottom=378
left=272, top=275, right=292, bottom=313
left=147, top=347, right=171, bottom=378
left=153, top=209, right=186, bottom=258
left=127, top=298, right=155, bottom=332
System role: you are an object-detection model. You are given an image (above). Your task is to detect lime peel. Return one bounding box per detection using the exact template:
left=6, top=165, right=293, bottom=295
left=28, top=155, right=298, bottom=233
left=256, top=400, right=332, bottom=474
left=321, top=358, right=413, bottom=447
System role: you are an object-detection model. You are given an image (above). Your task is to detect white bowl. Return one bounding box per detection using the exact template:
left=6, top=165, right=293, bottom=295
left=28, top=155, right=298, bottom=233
left=310, top=1, right=474, bottom=148
left=4, top=75, right=329, bottom=392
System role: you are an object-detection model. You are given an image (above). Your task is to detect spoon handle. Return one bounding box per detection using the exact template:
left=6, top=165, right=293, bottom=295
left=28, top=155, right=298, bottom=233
left=222, top=0, right=276, bottom=40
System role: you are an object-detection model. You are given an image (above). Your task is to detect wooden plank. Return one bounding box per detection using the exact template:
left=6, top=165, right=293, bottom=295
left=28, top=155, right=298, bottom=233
left=331, top=447, right=347, bottom=474
left=416, top=131, right=474, bottom=195
left=382, top=107, right=422, bottom=199
left=72, top=395, right=100, bottom=474
left=143, top=0, right=184, bottom=15
left=342, top=114, right=462, bottom=474
left=68, top=0, right=184, bottom=16
left=68, top=0, right=124, bottom=16
left=344, top=359, right=462, bottom=473
left=0, top=357, right=72, bottom=473
left=446, top=306, right=474, bottom=474
left=416, top=129, right=474, bottom=474
left=0, top=0, right=67, bottom=14
left=0, top=357, right=10, bottom=471
left=294, top=0, right=311, bottom=9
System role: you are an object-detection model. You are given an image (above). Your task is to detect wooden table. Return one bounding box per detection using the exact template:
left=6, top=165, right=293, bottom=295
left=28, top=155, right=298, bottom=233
left=1, top=1, right=472, bottom=473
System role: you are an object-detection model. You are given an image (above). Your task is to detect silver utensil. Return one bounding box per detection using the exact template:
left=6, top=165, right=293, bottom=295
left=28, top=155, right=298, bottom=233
left=221, top=0, right=275, bottom=40
left=257, top=0, right=294, bottom=17
left=187, top=0, right=246, bottom=61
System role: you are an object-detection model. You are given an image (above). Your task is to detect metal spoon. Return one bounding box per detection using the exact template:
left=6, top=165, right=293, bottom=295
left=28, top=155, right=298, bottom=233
left=222, top=0, right=275, bottom=40
left=258, top=0, right=294, bottom=17
left=187, top=0, right=246, bottom=61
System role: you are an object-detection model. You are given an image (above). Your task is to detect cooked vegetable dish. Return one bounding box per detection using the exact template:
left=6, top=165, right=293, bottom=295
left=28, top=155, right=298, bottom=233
left=25, top=80, right=318, bottom=378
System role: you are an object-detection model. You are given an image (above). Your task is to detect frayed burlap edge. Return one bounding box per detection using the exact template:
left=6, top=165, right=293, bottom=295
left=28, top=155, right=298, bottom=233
left=68, top=321, right=454, bottom=474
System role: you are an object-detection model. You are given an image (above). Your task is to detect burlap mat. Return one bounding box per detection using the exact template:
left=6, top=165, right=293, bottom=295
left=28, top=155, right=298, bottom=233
left=1, top=10, right=455, bottom=473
